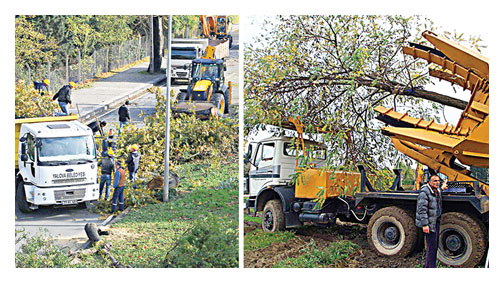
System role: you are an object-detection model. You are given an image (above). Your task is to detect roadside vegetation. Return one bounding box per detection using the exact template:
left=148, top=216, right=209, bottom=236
left=16, top=88, right=239, bottom=268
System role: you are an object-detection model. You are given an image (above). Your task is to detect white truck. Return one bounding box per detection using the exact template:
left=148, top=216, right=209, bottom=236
left=245, top=131, right=488, bottom=267
left=15, top=115, right=99, bottom=213
left=170, top=39, right=208, bottom=83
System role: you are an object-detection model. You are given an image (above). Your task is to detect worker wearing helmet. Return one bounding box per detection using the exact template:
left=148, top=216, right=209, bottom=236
left=98, top=150, right=115, bottom=200
left=33, top=78, right=50, bottom=95
left=52, top=81, right=75, bottom=116
left=111, top=160, right=126, bottom=213
left=126, top=144, right=141, bottom=186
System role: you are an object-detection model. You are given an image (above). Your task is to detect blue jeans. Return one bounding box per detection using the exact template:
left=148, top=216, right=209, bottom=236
left=424, top=221, right=441, bottom=268
left=111, top=186, right=125, bottom=213
left=119, top=121, right=129, bottom=135
left=58, top=101, right=69, bottom=115
left=99, top=174, right=112, bottom=199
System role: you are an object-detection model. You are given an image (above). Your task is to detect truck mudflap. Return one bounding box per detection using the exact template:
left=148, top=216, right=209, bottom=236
left=24, top=183, right=99, bottom=206
left=255, top=186, right=302, bottom=228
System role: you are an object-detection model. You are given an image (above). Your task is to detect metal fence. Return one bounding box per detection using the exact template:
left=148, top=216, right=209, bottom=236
left=16, top=36, right=150, bottom=93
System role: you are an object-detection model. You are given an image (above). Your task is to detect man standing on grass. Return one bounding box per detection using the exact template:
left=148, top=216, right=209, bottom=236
left=126, top=144, right=141, bottom=184
left=111, top=160, right=126, bottom=213
left=416, top=174, right=447, bottom=268
left=98, top=150, right=114, bottom=200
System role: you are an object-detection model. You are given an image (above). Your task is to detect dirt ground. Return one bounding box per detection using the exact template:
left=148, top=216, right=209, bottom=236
left=244, top=220, right=425, bottom=268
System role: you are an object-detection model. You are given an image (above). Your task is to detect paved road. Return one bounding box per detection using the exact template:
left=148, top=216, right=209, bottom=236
left=15, top=204, right=102, bottom=251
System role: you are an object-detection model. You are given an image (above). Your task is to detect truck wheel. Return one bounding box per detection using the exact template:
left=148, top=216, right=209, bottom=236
left=16, top=181, right=32, bottom=213
left=367, top=206, right=417, bottom=257
left=438, top=212, right=488, bottom=267
left=223, top=90, right=230, bottom=114
left=261, top=199, right=285, bottom=232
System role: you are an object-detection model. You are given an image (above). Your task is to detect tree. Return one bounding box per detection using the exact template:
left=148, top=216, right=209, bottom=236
left=244, top=15, right=485, bottom=169
left=147, top=16, right=163, bottom=73
left=15, top=16, right=57, bottom=70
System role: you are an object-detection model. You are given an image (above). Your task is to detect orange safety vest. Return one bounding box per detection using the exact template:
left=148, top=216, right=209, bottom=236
left=117, top=168, right=126, bottom=187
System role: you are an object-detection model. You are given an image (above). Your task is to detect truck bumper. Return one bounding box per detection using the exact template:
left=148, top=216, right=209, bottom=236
left=24, top=183, right=99, bottom=206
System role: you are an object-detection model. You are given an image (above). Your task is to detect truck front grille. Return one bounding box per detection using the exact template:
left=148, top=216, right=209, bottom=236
left=54, top=188, right=86, bottom=201
left=52, top=178, right=87, bottom=184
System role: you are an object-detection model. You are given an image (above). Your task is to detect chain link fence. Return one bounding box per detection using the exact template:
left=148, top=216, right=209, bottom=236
left=16, top=36, right=150, bottom=93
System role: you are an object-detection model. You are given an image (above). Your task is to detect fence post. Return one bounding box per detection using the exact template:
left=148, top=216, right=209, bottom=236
left=137, top=36, right=141, bottom=60
left=25, top=63, right=31, bottom=84
left=47, top=58, right=51, bottom=83
left=77, top=48, right=82, bottom=83
left=65, top=51, right=69, bottom=83
left=93, top=48, right=97, bottom=77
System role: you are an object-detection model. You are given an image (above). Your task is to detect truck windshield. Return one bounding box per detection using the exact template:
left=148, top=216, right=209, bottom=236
left=192, top=63, right=219, bottom=79
left=37, top=136, right=96, bottom=162
left=172, top=49, right=197, bottom=60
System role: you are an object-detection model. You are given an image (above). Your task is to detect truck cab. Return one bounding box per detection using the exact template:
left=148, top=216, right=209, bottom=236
left=16, top=118, right=99, bottom=212
left=170, top=42, right=206, bottom=83
left=244, top=136, right=326, bottom=204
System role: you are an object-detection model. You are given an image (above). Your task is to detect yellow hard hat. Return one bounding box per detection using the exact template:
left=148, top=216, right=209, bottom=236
left=43, top=79, right=50, bottom=86
left=69, top=81, right=76, bottom=88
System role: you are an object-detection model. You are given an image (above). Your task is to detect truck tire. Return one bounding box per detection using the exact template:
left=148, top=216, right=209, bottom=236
left=223, top=90, right=230, bottom=114
left=438, top=212, right=488, bottom=267
left=261, top=199, right=285, bottom=232
left=16, top=181, right=32, bottom=213
left=367, top=206, right=417, bottom=257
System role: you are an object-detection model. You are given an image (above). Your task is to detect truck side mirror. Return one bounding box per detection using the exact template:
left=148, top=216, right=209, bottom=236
left=21, top=143, right=27, bottom=155
left=21, top=154, right=28, bottom=162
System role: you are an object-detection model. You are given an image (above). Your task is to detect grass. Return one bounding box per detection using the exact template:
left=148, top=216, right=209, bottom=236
left=244, top=213, right=261, bottom=224
left=15, top=159, right=238, bottom=268
left=244, top=229, right=295, bottom=251
left=273, top=239, right=358, bottom=268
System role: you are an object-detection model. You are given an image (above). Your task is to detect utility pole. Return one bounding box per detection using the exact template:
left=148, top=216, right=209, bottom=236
left=163, top=15, right=172, bottom=202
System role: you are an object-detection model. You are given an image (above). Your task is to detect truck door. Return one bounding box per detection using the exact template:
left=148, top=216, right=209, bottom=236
left=20, top=133, right=37, bottom=180
left=249, top=142, right=276, bottom=195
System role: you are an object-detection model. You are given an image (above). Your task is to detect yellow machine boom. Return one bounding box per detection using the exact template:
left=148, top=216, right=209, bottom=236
left=375, top=31, right=489, bottom=196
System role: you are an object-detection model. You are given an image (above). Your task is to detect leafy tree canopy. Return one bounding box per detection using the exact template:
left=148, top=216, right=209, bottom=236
left=244, top=15, right=485, bottom=170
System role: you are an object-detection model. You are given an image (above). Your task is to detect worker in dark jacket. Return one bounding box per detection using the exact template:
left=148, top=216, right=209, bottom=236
left=416, top=174, right=447, bottom=268
left=52, top=81, right=75, bottom=116
left=118, top=100, right=131, bottom=135
left=87, top=120, right=107, bottom=136
left=98, top=150, right=115, bottom=200
left=126, top=144, right=141, bottom=184
left=34, top=79, right=50, bottom=95
left=111, top=161, right=126, bottom=213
